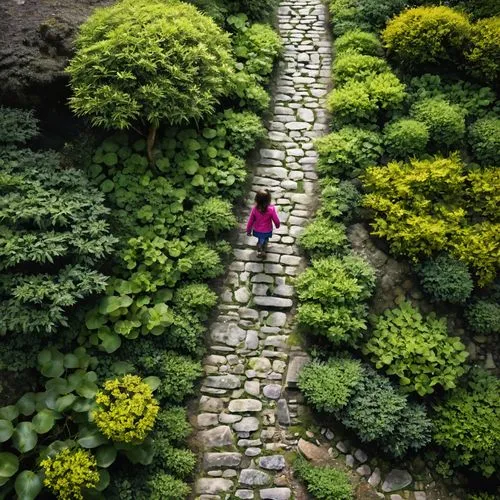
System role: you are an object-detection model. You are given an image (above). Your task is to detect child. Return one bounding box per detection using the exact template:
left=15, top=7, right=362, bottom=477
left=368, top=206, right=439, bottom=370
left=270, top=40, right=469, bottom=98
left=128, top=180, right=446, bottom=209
left=246, top=190, right=280, bottom=258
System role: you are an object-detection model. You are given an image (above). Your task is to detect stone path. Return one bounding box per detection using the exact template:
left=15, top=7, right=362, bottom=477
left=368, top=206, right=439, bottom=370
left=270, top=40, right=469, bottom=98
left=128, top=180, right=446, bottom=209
left=194, top=0, right=331, bottom=498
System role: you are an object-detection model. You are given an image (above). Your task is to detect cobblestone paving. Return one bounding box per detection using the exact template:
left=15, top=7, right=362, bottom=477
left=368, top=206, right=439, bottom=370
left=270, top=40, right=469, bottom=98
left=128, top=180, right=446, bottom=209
left=194, top=1, right=331, bottom=498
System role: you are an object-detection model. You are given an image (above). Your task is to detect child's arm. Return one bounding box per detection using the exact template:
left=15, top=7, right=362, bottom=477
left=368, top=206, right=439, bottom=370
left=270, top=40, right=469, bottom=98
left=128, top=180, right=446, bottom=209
left=271, top=206, right=280, bottom=229
left=246, top=208, right=255, bottom=235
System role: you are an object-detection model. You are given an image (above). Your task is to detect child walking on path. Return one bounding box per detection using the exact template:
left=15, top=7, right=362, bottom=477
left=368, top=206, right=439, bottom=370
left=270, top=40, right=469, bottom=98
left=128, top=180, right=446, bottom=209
left=246, top=190, right=280, bottom=258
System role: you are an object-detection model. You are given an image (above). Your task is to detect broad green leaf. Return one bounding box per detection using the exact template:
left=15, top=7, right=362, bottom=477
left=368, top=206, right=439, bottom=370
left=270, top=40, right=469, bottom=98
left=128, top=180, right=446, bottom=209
left=111, top=361, right=135, bottom=375
left=76, top=380, right=99, bottom=399
left=95, top=469, right=110, bottom=492
left=16, top=393, right=36, bottom=417
left=95, top=445, right=117, bottom=468
left=0, top=420, right=14, bottom=443
left=15, top=470, right=42, bottom=500
left=143, top=376, right=161, bottom=392
left=99, top=295, right=133, bottom=315
left=64, top=354, right=80, bottom=369
left=45, top=378, right=69, bottom=395
left=98, top=332, right=121, bottom=353
left=77, top=428, right=108, bottom=449
left=0, top=406, right=18, bottom=421
left=12, top=422, right=37, bottom=453
left=32, top=410, right=56, bottom=434
left=0, top=453, right=18, bottom=478
left=55, top=394, right=77, bottom=413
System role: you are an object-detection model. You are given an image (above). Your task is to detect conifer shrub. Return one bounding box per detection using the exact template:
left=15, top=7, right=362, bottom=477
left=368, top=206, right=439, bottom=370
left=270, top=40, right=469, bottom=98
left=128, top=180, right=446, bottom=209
left=433, top=369, right=500, bottom=477
left=411, top=97, right=466, bottom=148
left=382, top=6, right=472, bottom=68
left=466, top=300, right=500, bottom=335
left=334, top=29, right=383, bottom=56
left=383, top=118, right=429, bottom=158
left=469, top=116, right=500, bottom=165
left=363, top=301, right=468, bottom=395
left=417, top=254, right=473, bottom=304
left=67, top=0, right=235, bottom=160
left=465, top=17, right=500, bottom=84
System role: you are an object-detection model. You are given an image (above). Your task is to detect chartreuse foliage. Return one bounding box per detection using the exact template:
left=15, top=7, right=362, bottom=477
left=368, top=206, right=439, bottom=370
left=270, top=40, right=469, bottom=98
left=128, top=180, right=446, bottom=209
left=334, top=29, right=383, bottom=56
left=41, top=448, right=99, bottom=500
left=382, top=6, right=472, bottom=68
left=295, top=458, right=353, bottom=500
left=362, top=154, right=500, bottom=285
left=433, top=369, right=500, bottom=477
left=67, top=0, right=234, bottom=131
left=363, top=301, right=468, bottom=396
left=0, top=110, right=116, bottom=336
left=465, top=16, right=500, bottom=84
left=296, top=255, right=376, bottom=345
left=93, top=375, right=159, bottom=444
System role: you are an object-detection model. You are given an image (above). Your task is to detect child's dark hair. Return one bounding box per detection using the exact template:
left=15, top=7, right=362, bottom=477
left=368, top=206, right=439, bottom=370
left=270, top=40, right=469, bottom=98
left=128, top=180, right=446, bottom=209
left=255, top=190, right=271, bottom=213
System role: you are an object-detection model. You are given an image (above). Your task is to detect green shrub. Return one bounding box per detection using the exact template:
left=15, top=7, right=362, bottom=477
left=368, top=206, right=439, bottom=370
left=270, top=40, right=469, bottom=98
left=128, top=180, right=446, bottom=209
left=315, top=126, right=383, bottom=177
left=0, top=107, right=39, bottom=144
left=139, top=352, right=202, bottom=403
left=233, top=22, right=282, bottom=78
left=469, top=117, right=500, bottom=165
left=220, top=109, right=266, bottom=157
left=67, top=0, right=235, bottom=160
left=418, top=254, right=473, bottom=303
left=334, top=30, right=383, bottom=56
left=363, top=154, right=500, bottom=285
left=295, top=459, right=353, bottom=500
left=173, top=284, right=218, bottom=320
left=382, top=6, right=472, bottom=68
left=317, top=179, right=361, bottom=224
left=155, top=407, right=192, bottom=443
left=411, top=97, right=466, bottom=148
left=298, top=357, right=363, bottom=412
left=227, top=0, right=278, bottom=21
left=466, top=300, right=500, bottom=335
left=383, top=119, right=429, bottom=158
left=231, top=70, right=271, bottom=111
left=408, top=74, right=497, bottom=121
left=363, top=301, right=468, bottom=395
left=154, top=441, right=197, bottom=478
left=0, top=144, right=115, bottom=336
left=466, top=17, right=500, bottom=84
left=339, top=367, right=432, bottom=456
left=433, top=369, right=500, bottom=477
left=299, top=218, right=348, bottom=257
left=329, top=0, right=407, bottom=34
left=327, top=72, right=406, bottom=125
left=147, top=473, right=191, bottom=500
left=296, top=254, right=376, bottom=345
left=333, top=52, right=388, bottom=85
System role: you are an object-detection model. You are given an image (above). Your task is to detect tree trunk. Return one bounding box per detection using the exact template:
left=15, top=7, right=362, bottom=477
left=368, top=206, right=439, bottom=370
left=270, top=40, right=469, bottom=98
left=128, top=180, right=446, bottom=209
left=146, top=124, right=157, bottom=165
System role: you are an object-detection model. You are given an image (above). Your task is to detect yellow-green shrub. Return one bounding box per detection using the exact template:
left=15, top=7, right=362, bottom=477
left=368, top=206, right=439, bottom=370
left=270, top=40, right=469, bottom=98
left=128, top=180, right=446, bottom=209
left=41, top=448, right=99, bottom=500
left=382, top=6, right=471, bottom=68
left=466, top=17, right=500, bottom=84
left=93, top=374, right=159, bottom=443
left=362, top=155, right=500, bottom=285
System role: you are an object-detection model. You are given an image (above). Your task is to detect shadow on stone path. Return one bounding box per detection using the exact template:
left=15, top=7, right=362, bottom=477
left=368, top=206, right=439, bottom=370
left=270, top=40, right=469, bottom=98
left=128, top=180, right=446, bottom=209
left=194, top=0, right=331, bottom=498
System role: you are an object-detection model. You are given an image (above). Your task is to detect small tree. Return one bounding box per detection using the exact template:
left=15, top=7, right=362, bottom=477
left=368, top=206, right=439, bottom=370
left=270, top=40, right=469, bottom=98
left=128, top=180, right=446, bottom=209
left=67, top=0, right=235, bottom=162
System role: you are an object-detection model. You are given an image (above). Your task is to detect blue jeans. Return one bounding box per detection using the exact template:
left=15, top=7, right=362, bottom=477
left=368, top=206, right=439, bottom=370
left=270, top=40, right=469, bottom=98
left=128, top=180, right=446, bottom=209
left=253, top=230, right=273, bottom=246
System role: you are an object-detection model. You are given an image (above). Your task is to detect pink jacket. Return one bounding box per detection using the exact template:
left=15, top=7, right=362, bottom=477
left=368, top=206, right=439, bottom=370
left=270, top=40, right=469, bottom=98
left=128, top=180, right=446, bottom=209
left=246, top=205, right=280, bottom=234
